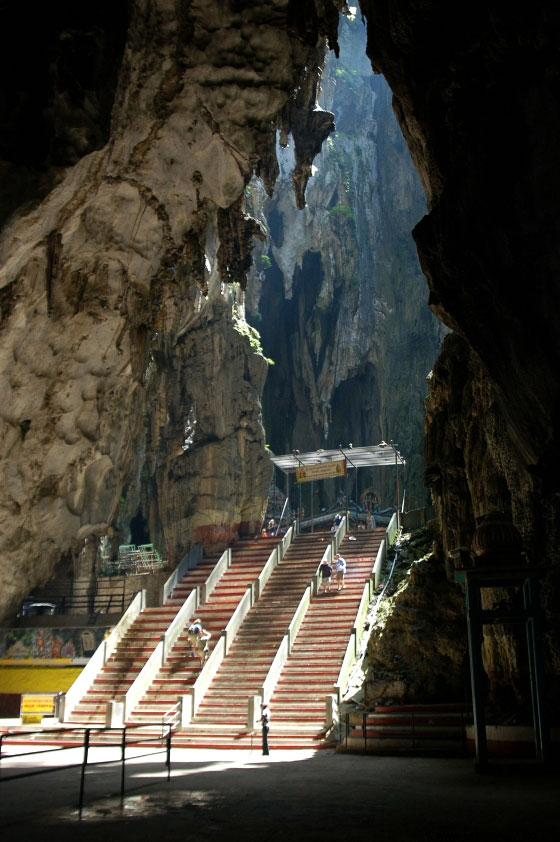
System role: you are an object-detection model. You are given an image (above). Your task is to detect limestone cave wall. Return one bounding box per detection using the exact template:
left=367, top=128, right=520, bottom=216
left=244, top=14, right=444, bottom=510
left=0, top=0, right=344, bottom=621
left=0, top=0, right=558, bottom=720
left=359, top=0, right=560, bottom=709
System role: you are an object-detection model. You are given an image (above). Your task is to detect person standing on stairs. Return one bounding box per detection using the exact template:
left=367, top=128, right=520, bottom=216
left=319, top=558, right=333, bottom=593
left=187, top=619, right=211, bottom=666
left=261, top=703, right=270, bottom=755
left=333, top=553, right=347, bottom=591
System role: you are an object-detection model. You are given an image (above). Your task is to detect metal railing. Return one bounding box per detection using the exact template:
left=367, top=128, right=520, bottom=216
left=162, top=701, right=181, bottom=732
left=99, top=543, right=168, bottom=577
left=19, top=581, right=131, bottom=618
left=0, top=725, right=173, bottom=811
left=339, top=709, right=469, bottom=754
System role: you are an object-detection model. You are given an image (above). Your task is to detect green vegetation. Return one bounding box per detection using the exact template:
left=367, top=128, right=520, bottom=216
left=232, top=308, right=275, bottom=366
left=328, top=203, right=355, bottom=222
left=325, top=133, right=355, bottom=199
left=260, top=254, right=272, bottom=269
left=233, top=317, right=264, bottom=354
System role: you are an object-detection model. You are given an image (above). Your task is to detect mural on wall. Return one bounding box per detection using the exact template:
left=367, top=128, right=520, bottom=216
left=0, top=627, right=109, bottom=662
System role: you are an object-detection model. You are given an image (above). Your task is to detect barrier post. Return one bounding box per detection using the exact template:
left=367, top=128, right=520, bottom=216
left=166, top=729, right=172, bottom=782
left=120, top=727, right=126, bottom=797
left=78, top=728, right=90, bottom=812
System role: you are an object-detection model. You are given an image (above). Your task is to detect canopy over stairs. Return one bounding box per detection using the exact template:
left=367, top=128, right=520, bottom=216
left=269, top=442, right=405, bottom=473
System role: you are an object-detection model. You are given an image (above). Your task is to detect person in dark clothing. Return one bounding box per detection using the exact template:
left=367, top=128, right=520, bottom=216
left=261, top=703, right=270, bottom=755
left=319, top=559, right=333, bottom=593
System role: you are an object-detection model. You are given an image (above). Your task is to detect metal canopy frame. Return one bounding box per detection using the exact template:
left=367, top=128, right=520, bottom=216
left=270, top=442, right=405, bottom=474
left=269, top=442, right=405, bottom=533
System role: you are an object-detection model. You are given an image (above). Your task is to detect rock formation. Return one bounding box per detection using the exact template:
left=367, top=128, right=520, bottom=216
left=360, top=0, right=560, bottom=711
left=0, top=0, right=344, bottom=620
left=366, top=527, right=468, bottom=706
left=245, top=14, right=444, bottom=510
left=0, top=0, right=559, bottom=722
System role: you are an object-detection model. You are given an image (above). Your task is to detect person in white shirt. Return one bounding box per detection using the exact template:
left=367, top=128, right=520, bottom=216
left=333, top=554, right=347, bottom=591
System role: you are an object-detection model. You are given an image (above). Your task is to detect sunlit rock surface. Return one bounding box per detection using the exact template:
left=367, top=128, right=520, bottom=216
left=0, top=0, right=344, bottom=620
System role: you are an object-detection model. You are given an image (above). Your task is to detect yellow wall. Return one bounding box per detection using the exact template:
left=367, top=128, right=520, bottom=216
left=0, top=665, right=82, bottom=694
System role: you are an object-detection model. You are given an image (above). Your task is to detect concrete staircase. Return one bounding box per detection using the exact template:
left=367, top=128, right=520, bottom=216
left=268, top=530, right=382, bottom=739
left=64, top=556, right=215, bottom=724
left=65, top=539, right=279, bottom=724
left=127, top=538, right=281, bottom=724
left=173, top=532, right=330, bottom=748
left=172, top=530, right=382, bottom=750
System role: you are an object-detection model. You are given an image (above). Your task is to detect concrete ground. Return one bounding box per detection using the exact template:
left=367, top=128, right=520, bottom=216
left=1, top=731, right=559, bottom=842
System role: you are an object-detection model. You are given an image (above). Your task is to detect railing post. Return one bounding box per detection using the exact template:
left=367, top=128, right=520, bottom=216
left=120, top=727, right=126, bottom=798
left=166, top=728, right=172, bottom=782
left=78, top=728, right=90, bottom=812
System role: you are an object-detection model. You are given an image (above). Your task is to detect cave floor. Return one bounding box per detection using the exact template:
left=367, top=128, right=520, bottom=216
left=0, top=744, right=558, bottom=841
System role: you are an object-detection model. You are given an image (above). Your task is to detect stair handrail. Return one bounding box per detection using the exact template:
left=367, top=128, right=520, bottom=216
left=222, top=584, right=253, bottom=654
left=332, top=631, right=358, bottom=704
left=124, top=550, right=232, bottom=721
left=182, top=584, right=254, bottom=724
left=274, top=497, right=290, bottom=535
left=386, top=512, right=399, bottom=546
left=258, top=579, right=314, bottom=704
left=61, top=589, right=146, bottom=721
left=288, top=581, right=313, bottom=651
left=182, top=531, right=314, bottom=725
left=127, top=539, right=280, bottom=726
left=123, top=587, right=200, bottom=720
left=255, top=545, right=279, bottom=600
left=260, top=635, right=289, bottom=704
left=332, top=529, right=393, bottom=705
left=162, top=588, right=199, bottom=662
left=280, top=522, right=295, bottom=558
left=332, top=515, right=348, bottom=554
left=373, top=539, right=386, bottom=587
left=163, top=543, right=203, bottom=604
left=162, top=700, right=181, bottom=732
left=124, top=639, right=164, bottom=720
left=181, top=634, right=226, bottom=725
left=353, top=580, right=373, bottom=650
left=200, top=548, right=231, bottom=604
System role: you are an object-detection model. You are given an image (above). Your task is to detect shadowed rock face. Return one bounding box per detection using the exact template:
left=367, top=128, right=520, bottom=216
left=359, top=0, right=560, bottom=706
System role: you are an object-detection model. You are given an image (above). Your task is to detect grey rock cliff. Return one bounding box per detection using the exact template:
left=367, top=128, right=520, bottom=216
left=246, top=15, right=444, bottom=509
